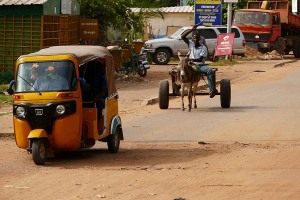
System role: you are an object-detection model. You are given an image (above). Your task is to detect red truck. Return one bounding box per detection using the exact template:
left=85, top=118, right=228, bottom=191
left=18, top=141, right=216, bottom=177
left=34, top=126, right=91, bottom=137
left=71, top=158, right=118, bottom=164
left=232, top=0, right=300, bottom=58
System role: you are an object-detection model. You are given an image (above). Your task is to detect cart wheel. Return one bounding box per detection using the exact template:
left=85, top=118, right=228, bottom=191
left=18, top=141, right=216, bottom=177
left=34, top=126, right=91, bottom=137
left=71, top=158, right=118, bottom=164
left=107, top=128, right=120, bottom=153
left=159, top=80, right=169, bottom=109
left=137, top=64, right=147, bottom=77
left=220, top=79, right=231, bottom=108
left=32, top=139, right=47, bottom=165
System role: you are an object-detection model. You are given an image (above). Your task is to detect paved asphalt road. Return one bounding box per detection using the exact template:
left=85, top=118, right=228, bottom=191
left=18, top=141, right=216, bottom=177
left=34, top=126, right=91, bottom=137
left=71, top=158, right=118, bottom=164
left=121, top=61, right=300, bottom=143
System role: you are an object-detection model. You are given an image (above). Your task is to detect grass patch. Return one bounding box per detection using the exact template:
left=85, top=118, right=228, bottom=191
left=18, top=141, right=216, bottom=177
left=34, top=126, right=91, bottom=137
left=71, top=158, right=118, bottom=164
left=0, top=133, right=15, bottom=139
left=209, top=59, right=240, bottom=66
left=0, top=95, right=12, bottom=108
left=0, top=84, right=12, bottom=109
left=0, top=84, right=8, bottom=91
left=169, top=56, right=249, bottom=66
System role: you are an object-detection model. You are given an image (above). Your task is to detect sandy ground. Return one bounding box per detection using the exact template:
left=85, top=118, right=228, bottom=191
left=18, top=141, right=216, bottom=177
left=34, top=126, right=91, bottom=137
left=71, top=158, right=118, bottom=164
left=1, top=58, right=300, bottom=200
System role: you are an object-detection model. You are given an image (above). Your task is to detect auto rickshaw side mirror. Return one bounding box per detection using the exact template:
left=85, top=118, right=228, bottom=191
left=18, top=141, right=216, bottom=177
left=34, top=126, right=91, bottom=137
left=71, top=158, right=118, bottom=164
left=7, top=80, right=16, bottom=95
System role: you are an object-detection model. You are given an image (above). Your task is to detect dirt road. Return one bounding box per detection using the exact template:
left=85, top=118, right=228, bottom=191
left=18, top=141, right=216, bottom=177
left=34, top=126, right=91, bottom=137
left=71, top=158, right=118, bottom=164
left=1, top=59, right=300, bottom=200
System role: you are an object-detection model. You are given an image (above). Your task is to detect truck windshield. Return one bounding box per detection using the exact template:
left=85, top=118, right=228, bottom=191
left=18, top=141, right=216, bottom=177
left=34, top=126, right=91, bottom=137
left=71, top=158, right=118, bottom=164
left=234, top=11, right=271, bottom=26
left=15, top=61, right=77, bottom=92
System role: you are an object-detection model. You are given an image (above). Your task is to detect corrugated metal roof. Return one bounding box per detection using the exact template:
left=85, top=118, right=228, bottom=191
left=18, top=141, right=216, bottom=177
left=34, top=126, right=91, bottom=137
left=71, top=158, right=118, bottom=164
left=131, top=6, right=193, bottom=13
left=0, top=0, right=48, bottom=5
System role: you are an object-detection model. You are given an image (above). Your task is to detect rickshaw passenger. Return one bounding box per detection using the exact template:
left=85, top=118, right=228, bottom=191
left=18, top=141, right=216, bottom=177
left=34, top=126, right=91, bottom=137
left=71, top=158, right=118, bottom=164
left=95, top=65, right=107, bottom=120
left=95, top=65, right=107, bottom=133
left=31, top=65, right=69, bottom=91
left=79, top=64, right=93, bottom=102
left=80, top=61, right=107, bottom=120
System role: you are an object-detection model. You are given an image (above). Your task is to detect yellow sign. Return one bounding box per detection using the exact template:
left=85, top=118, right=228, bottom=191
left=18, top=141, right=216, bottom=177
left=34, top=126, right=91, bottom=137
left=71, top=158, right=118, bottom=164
left=196, top=0, right=221, bottom=4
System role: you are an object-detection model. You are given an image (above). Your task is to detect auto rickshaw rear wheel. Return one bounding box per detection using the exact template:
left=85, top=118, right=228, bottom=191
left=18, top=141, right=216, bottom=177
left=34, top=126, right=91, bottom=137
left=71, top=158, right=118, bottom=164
left=107, top=128, right=120, bottom=153
left=32, top=139, right=47, bottom=165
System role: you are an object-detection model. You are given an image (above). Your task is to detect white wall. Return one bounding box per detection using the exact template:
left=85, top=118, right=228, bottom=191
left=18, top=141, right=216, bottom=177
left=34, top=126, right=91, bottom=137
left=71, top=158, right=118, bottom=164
left=146, top=12, right=194, bottom=37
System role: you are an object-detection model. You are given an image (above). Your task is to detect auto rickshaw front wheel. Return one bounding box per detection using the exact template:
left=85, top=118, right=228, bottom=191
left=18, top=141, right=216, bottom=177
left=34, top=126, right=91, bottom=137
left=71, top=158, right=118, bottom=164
left=32, top=139, right=47, bottom=165
left=107, top=128, right=121, bottom=153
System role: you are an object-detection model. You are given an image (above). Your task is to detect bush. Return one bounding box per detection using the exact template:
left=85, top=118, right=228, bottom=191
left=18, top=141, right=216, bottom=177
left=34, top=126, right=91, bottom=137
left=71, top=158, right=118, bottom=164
left=0, top=71, right=13, bottom=84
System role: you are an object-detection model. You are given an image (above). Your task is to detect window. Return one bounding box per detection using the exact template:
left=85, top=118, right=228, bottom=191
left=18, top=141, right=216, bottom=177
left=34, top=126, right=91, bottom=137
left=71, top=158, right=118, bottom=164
left=273, top=14, right=280, bottom=25
left=217, top=28, right=241, bottom=38
left=200, top=29, right=218, bottom=39
left=16, top=61, right=77, bottom=92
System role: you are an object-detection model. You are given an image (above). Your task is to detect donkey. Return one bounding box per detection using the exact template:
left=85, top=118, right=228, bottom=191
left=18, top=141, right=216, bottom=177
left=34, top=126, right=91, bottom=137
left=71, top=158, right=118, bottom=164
left=177, top=51, right=201, bottom=111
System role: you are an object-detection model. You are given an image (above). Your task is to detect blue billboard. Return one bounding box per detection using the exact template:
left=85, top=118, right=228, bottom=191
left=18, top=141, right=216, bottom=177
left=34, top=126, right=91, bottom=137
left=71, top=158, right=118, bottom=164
left=194, top=0, right=222, bottom=26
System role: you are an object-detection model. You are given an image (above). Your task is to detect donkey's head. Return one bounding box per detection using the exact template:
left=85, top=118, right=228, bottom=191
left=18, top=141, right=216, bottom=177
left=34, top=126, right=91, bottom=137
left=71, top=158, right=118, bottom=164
left=178, top=50, right=192, bottom=82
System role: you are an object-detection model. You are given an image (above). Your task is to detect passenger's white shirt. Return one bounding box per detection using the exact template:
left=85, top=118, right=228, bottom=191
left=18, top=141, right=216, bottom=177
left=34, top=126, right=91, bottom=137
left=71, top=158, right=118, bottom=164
left=188, top=40, right=208, bottom=65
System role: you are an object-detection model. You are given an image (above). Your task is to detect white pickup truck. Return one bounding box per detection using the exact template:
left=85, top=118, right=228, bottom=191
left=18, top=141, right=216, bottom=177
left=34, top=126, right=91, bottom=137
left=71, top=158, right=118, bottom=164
left=143, top=26, right=246, bottom=65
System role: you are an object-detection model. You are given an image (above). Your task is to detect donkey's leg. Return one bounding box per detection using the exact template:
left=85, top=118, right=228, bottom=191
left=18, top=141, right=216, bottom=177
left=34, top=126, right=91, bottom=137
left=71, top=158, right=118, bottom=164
left=181, top=84, right=186, bottom=111
left=181, top=94, right=185, bottom=111
left=188, top=90, right=192, bottom=112
left=193, top=90, right=197, bottom=109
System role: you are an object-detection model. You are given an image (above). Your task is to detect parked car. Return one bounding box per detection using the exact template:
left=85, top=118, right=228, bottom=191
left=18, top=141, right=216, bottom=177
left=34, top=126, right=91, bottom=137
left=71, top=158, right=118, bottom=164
left=143, top=26, right=246, bottom=65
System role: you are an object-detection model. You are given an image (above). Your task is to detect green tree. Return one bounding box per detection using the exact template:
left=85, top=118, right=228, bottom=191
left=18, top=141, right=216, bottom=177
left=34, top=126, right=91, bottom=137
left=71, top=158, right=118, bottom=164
left=132, top=0, right=170, bottom=8
left=222, top=0, right=248, bottom=24
left=80, top=0, right=141, bottom=31
left=80, top=0, right=167, bottom=43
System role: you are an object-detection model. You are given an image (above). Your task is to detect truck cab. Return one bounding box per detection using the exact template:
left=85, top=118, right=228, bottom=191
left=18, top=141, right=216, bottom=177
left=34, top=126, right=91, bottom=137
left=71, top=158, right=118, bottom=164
left=233, top=9, right=281, bottom=52
left=232, top=0, right=300, bottom=57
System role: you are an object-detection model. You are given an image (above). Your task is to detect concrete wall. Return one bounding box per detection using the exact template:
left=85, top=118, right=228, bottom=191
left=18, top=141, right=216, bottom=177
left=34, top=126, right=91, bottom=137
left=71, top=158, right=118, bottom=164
left=146, top=12, right=194, bottom=38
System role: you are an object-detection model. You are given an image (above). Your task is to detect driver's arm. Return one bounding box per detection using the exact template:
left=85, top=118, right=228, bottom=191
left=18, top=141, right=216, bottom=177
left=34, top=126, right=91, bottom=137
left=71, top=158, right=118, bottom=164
left=181, top=25, right=197, bottom=45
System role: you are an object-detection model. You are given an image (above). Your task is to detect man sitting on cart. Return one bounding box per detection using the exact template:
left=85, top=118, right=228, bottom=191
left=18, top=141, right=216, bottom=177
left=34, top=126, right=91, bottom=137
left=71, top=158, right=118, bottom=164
left=181, top=25, right=218, bottom=98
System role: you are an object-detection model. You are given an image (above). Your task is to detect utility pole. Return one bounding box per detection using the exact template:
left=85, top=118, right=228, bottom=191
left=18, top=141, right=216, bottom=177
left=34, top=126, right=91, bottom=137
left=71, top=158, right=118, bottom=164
left=224, top=0, right=238, bottom=33
left=227, top=3, right=232, bottom=33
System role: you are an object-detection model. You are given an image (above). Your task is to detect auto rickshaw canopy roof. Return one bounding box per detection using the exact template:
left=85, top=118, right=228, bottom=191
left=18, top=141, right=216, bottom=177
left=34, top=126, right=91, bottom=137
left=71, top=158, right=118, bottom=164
left=19, top=45, right=117, bottom=96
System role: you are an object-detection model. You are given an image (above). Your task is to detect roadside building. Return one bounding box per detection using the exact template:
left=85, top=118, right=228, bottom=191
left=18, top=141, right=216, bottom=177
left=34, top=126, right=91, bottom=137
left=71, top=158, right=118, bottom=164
left=131, top=6, right=194, bottom=39
left=0, top=0, right=80, bottom=72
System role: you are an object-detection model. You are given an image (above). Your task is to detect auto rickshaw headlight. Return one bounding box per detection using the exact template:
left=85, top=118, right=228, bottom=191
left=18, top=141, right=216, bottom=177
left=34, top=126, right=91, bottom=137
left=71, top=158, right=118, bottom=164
left=16, top=106, right=26, bottom=117
left=56, top=105, right=66, bottom=115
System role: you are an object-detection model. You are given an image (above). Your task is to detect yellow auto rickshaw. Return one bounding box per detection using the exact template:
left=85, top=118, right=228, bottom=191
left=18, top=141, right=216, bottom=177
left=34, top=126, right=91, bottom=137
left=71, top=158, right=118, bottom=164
left=7, top=45, right=124, bottom=165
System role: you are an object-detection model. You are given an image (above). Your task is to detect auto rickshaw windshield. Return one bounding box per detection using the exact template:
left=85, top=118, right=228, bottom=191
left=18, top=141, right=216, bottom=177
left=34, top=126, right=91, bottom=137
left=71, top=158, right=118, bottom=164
left=15, top=61, right=77, bottom=92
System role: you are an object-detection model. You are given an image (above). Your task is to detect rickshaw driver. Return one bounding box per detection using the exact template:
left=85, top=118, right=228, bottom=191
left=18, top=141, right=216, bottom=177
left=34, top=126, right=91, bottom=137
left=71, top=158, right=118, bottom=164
left=31, top=65, right=69, bottom=91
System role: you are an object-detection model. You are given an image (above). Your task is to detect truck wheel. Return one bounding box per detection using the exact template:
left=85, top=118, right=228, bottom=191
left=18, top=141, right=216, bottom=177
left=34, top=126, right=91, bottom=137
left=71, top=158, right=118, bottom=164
left=153, top=49, right=171, bottom=65
left=220, top=79, right=231, bottom=108
left=32, top=139, right=47, bottom=165
left=107, top=128, right=120, bottom=153
left=137, top=63, right=147, bottom=77
left=159, top=80, right=169, bottom=109
left=293, top=39, right=300, bottom=58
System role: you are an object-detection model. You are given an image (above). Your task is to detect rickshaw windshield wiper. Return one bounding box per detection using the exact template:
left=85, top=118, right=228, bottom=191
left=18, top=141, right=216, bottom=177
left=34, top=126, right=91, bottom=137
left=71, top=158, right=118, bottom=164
left=18, top=75, right=42, bottom=95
